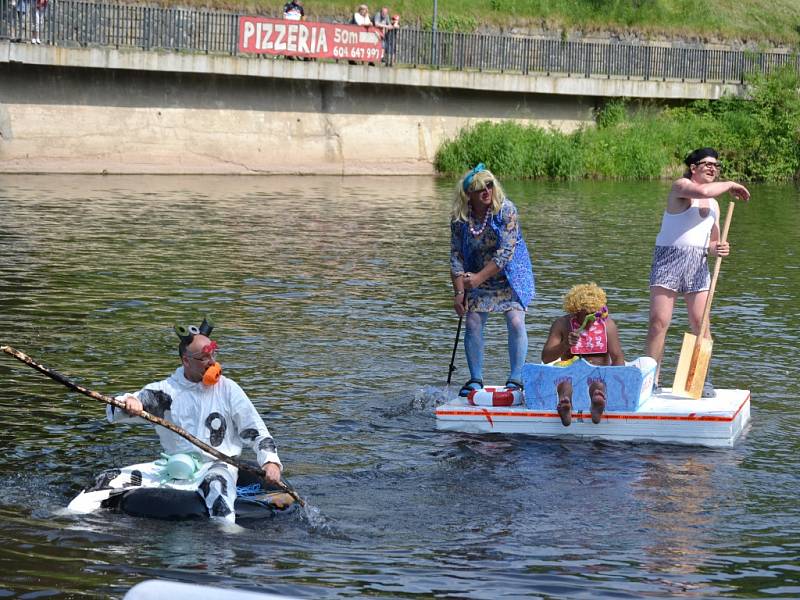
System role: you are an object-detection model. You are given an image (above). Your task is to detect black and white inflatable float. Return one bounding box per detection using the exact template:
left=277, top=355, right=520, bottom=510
left=68, top=453, right=297, bottom=522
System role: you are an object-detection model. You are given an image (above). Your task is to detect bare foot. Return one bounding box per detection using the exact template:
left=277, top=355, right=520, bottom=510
left=556, top=378, right=573, bottom=427
left=588, top=379, right=607, bottom=424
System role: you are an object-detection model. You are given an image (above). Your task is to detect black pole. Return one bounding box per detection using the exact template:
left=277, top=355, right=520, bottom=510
left=446, top=313, right=463, bottom=385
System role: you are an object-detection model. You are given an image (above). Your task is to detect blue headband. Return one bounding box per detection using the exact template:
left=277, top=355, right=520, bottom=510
left=462, top=163, right=486, bottom=193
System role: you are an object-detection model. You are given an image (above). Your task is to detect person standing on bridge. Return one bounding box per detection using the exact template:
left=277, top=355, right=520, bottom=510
left=13, top=0, right=28, bottom=43
left=283, top=0, right=304, bottom=21
left=350, top=4, right=372, bottom=25
left=383, top=14, right=400, bottom=64
left=644, top=147, right=750, bottom=396
left=282, top=0, right=306, bottom=61
left=32, top=0, right=47, bottom=44
left=450, top=164, right=535, bottom=397
left=373, top=7, right=390, bottom=32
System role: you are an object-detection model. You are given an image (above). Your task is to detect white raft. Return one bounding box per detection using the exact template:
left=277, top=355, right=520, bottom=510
left=436, top=388, right=751, bottom=448
left=437, top=360, right=751, bottom=447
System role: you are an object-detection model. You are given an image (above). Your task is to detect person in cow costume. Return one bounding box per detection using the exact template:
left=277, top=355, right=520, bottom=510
left=110, top=316, right=282, bottom=522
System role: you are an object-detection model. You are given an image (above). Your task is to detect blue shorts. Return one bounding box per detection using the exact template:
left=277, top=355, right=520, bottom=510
left=649, top=246, right=710, bottom=294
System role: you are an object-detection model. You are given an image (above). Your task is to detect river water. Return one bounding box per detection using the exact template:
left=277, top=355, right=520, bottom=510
left=0, top=174, right=798, bottom=598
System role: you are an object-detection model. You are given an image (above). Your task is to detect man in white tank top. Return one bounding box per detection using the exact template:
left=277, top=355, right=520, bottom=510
left=645, top=147, right=750, bottom=396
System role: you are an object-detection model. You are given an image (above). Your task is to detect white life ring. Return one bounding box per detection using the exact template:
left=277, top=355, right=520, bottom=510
left=467, top=386, right=523, bottom=407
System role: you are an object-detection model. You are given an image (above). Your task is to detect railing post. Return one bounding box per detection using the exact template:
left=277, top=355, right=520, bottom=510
left=230, top=12, right=237, bottom=56
left=431, top=23, right=437, bottom=66
left=566, top=40, right=572, bottom=77
left=701, top=47, right=707, bottom=82
left=522, top=37, right=529, bottom=75
left=204, top=11, right=209, bottom=54
left=1, top=0, right=8, bottom=40
left=142, top=6, right=149, bottom=50
left=585, top=43, right=591, bottom=78
left=682, top=47, right=687, bottom=82
left=625, top=44, right=631, bottom=79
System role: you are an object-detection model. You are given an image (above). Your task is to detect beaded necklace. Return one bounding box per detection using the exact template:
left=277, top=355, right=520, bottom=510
left=469, top=207, right=491, bottom=237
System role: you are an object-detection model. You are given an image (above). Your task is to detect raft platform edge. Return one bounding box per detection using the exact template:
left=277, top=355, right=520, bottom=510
left=435, top=388, right=751, bottom=448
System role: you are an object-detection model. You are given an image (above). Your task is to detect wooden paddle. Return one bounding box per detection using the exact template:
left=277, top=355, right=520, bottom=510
left=672, top=202, right=735, bottom=399
left=1, top=345, right=305, bottom=507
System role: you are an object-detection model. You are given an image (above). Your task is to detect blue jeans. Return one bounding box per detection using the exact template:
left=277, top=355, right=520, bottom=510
left=463, top=310, right=527, bottom=383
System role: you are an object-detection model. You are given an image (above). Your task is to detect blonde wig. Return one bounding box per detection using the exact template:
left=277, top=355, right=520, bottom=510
left=450, top=167, right=506, bottom=222
left=563, top=282, right=607, bottom=314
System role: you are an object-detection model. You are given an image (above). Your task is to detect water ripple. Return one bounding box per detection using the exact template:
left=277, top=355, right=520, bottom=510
left=0, top=175, right=798, bottom=598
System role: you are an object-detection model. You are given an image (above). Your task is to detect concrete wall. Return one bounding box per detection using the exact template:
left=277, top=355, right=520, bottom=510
left=0, top=41, right=742, bottom=175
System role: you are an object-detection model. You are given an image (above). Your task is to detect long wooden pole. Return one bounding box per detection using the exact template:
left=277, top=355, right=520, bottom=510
left=685, top=202, right=735, bottom=390
left=1, top=345, right=304, bottom=507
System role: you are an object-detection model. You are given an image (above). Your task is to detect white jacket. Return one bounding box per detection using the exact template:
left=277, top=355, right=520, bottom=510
left=108, top=366, right=282, bottom=469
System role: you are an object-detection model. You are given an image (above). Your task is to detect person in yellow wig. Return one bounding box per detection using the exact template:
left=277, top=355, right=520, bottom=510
left=541, top=283, right=624, bottom=425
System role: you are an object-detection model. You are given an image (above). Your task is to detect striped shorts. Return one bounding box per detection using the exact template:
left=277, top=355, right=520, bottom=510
left=649, top=246, right=710, bottom=294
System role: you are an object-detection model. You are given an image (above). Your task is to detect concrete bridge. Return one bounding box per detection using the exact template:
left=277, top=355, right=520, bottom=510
left=0, top=40, right=741, bottom=175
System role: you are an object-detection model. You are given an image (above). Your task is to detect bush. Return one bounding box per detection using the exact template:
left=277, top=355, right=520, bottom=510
left=594, top=99, right=627, bottom=130
left=434, top=65, right=800, bottom=182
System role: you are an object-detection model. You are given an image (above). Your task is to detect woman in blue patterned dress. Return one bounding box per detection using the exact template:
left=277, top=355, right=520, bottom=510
left=450, top=164, right=535, bottom=397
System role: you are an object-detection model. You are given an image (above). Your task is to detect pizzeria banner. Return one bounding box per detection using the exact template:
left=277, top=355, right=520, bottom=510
left=238, top=17, right=384, bottom=63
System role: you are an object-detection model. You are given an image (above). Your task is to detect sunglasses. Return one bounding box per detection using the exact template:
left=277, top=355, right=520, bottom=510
left=474, top=180, right=494, bottom=192
left=695, top=160, right=721, bottom=171
left=187, top=341, right=218, bottom=361
left=188, top=350, right=217, bottom=362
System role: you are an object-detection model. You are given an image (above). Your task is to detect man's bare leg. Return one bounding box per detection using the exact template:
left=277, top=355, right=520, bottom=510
left=588, top=379, right=607, bottom=424
left=645, top=286, right=678, bottom=387
left=556, top=378, right=573, bottom=427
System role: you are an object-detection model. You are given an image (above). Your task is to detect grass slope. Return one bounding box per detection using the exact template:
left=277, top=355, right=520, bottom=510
left=167, top=0, right=800, bottom=46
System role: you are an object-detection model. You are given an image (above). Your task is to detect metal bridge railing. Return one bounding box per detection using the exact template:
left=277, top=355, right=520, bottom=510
left=392, top=29, right=799, bottom=84
left=1, top=0, right=797, bottom=84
